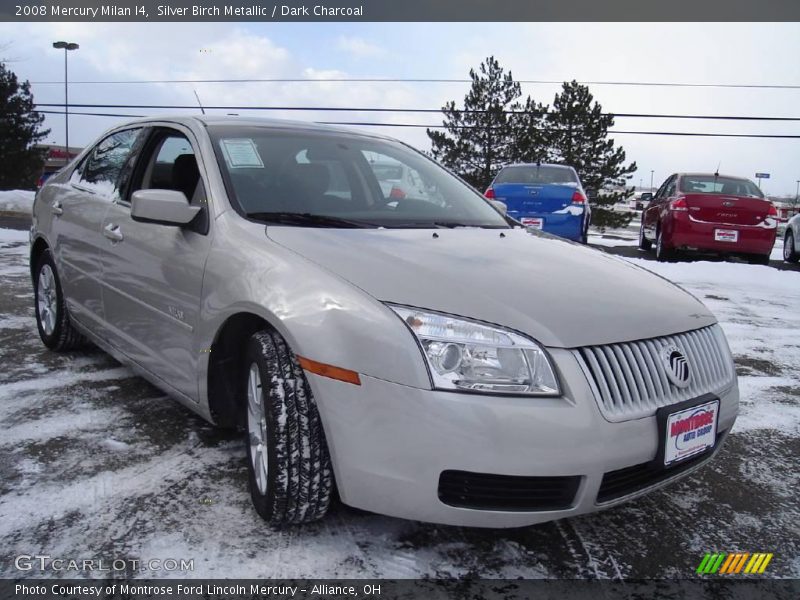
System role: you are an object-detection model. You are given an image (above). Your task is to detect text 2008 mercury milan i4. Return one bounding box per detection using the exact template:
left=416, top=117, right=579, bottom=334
left=30, top=116, right=738, bottom=528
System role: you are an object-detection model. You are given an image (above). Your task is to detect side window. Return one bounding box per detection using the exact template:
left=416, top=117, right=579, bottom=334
left=665, top=176, right=677, bottom=198
left=137, top=133, right=203, bottom=203
left=130, top=129, right=208, bottom=234
left=72, top=128, right=141, bottom=199
left=655, top=175, right=674, bottom=200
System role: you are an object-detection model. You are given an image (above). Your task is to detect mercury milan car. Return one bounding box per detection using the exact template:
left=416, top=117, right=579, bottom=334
left=30, top=116, right=738, bottom=528
left=640, top=172, right=777, bottom=264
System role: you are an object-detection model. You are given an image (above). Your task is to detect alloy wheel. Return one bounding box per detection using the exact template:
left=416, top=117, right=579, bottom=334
left=785, top=234, right=795, bottom=261
left=247, top=363, right=269, bottom=495
left=37, top=264, right=57, bottom=336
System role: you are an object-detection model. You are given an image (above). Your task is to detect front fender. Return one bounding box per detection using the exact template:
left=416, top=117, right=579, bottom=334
left=196, top=217, right=431, bottom=407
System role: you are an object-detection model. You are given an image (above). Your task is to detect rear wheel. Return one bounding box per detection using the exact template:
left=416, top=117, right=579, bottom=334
left=784, top=231, right=799, bottom=263
left=34, top=250, right=87, bottom=351
left=243, top=329, right=333, bottom=525
left=655, top=228, right=675, bottom=262
left=638, top=222, right=652, bottom=251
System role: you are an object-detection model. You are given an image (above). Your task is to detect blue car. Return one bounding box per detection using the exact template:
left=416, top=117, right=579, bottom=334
left=485, top=163, right=591, bottom=243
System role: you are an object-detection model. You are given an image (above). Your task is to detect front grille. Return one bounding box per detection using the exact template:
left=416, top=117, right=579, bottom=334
left=438, top=470, right=580, bottom=511
left=597, top=431, right=725, bottom=503
left=574, top=325, right=735, bottom=422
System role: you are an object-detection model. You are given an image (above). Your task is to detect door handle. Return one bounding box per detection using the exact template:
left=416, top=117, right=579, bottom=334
left=103, top=223, right=124, bottom=242
left=51, top=201, right=63, bottom=216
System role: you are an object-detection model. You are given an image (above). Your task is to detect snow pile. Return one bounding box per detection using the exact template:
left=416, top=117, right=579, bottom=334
left=0, top=190, right=35, bottom=214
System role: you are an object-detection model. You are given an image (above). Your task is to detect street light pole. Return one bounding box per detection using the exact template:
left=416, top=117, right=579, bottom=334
left=52, top=41, right=79, bottom=164
left=650, top=170, right=654, bottom=191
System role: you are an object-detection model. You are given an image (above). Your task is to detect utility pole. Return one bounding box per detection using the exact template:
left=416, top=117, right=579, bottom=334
left=52, top=41, right=79, bottom=163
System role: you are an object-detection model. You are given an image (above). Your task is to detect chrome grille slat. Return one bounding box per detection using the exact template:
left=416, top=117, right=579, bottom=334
left=575, top=325, right=735, bottom=422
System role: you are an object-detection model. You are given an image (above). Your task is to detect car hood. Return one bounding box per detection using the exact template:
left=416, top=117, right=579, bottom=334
left=266, top=227, right=716, bottom=348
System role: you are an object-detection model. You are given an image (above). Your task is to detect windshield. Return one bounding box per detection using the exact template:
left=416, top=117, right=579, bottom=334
left=679, top=175, right=764, bottom=198
left=495, top=165, right=578, bottom=186
left=209, top=126, right=509, bottom=229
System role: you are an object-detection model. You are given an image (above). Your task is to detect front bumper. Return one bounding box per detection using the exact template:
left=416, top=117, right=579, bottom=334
left=308, top=348, right=739, bottom=528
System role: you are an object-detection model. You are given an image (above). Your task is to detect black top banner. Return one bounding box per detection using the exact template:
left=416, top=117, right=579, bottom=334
left=2, top=0, right=800, bottom=22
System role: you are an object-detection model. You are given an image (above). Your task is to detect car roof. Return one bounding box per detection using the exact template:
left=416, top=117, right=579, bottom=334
left=677, top=172, right=752, bottom=181
left=116, top=114, right=396, bottom=142
left=502, top=163, right=575, bottom=170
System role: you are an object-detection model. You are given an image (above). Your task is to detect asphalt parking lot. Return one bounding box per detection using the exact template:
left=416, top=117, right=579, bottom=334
left=1, top=220, right=798, bottom=580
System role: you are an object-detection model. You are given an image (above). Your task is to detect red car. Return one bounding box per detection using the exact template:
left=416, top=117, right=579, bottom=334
left=639, top=173, right=778, bottom=264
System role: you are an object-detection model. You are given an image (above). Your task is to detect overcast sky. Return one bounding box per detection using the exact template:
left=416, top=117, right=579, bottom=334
left=1, top=22, right=799, bottom=195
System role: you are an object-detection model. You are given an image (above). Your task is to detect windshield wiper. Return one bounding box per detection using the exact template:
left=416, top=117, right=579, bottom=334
left=246, top=212, right=377, bottom=228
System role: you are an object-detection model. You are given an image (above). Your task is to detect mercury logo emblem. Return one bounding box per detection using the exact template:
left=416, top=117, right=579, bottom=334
left=662, top=344, right=691, bottom=388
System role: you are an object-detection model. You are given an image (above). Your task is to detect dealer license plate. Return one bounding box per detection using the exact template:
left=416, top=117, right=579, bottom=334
left=522, top=217, right=544, bottom=229
left=714, top=229, right=738, bottom=242
left=663, top=399, right=719, bottom=466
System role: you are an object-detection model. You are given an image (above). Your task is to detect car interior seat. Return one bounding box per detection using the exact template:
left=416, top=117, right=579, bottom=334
left=281, top=163, right=333, bottom=213
left=720, top=182, right=740, bottom=195
left=172, top=154, right=200, bottom=202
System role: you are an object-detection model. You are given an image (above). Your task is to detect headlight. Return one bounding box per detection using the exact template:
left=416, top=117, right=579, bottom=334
left=389, top=305, right=560, bottom=396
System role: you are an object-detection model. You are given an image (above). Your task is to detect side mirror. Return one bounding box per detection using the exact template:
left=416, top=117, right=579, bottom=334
left=490, top=200, right=508, bottom=216
left=640, top=192, right=653, bottom=202
left=131, top=189, right=201, bottom=226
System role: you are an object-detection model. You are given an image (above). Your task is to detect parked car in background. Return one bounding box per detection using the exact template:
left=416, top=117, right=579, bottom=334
left=369, top=160, right=432, bottom=202
left=31, top=117, right=738, bottom=528
left=639, top=173, right=778, bottom=264
left=484, top=163, right=591, bottom=243
left=784, top=212, right=800, bottom=263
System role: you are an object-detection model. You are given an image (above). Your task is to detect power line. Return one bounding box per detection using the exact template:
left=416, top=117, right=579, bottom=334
left=318, top=122, right=800, bottom=138
left=27, top=77, right=800, bottom=89
left=32, top=109, right=800, bottom=138
left=30, top=103, right=800, bottom=122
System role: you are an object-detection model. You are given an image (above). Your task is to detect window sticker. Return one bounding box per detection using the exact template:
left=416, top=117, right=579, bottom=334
left=220, top=138, right=264, bottom=168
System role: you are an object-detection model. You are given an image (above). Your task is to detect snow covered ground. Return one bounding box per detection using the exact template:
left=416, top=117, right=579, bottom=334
left=0, top=226, right=798, bottom=580
left=0, top=190, right=35, bottom=215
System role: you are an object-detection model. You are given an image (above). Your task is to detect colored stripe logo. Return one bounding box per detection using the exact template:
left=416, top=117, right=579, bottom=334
left=697, top=552, right=773, bottom=575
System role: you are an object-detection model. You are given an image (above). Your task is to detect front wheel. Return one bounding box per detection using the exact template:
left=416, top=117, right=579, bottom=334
left=34, top=250, right=87, bottom=351
left=638, top=222, right=652, bottom=251
left=243, top=330, right=333, bottom=525
left=784, top=231, right=799, bottom=263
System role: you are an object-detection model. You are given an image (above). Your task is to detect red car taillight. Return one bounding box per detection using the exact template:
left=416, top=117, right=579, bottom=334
left=571, top=190, right=587, bottom=205
left=484, top=187, right=496, bottom=199
left=670, top=197, right=688, bottom=212
left=389, top=186, right=406, bottom=200
left=768, top=203, right=778, bottom=217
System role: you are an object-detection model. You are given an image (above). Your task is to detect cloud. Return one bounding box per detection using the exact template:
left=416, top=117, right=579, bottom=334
left=336, top=36, right=386, bottom=58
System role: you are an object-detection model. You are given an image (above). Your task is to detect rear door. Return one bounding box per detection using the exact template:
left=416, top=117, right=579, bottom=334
left=51, top=128, right=143, bottom=334
left=643, top=175, right=675, bottom=238
left=99, top=126, right=212, bottom=402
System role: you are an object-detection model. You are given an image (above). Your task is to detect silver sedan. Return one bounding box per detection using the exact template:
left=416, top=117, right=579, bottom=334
left=30, top=116, right=739, bottom=527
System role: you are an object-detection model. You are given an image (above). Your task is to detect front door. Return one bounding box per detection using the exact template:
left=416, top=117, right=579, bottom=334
left=99, top=127, right=212, bottom=402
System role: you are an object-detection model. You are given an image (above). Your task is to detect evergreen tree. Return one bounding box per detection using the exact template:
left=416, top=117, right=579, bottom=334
left=545, top=80, right=636, bottom=228
left=427, top=56, right=547, bottom=191
left=0, top=61, right=49, bottom=190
